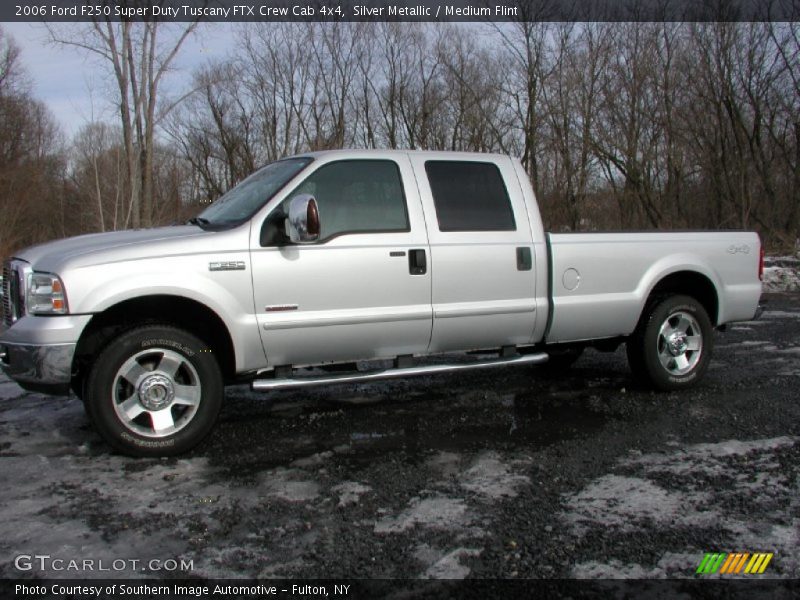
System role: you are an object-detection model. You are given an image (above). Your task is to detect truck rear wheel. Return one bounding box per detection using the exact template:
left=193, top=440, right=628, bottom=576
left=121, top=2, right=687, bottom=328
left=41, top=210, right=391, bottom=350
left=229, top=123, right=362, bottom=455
left=627, top=295, right=713, bottom=391
left=85, top=325, right=223, bottom=457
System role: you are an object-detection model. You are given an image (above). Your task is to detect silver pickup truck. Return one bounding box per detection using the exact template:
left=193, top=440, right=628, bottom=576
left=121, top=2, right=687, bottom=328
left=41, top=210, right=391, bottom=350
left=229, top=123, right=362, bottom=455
left=1, top=150, right=762, bottom=456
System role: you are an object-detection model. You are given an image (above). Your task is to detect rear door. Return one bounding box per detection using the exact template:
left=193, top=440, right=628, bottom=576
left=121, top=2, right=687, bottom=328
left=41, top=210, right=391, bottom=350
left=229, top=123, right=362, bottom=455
left=409, top=155, right=537, bottom=352
left=250, top=155, right=432, bottom=366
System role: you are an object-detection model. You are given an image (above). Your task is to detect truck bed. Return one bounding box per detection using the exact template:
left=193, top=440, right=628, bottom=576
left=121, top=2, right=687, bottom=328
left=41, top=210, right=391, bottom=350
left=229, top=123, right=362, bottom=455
left=545, top=231, right=762, bottom=343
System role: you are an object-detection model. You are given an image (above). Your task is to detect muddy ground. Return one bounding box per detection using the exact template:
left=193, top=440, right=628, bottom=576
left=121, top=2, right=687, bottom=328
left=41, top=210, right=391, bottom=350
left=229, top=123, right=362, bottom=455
left=0, top=293, right=798, bottom=581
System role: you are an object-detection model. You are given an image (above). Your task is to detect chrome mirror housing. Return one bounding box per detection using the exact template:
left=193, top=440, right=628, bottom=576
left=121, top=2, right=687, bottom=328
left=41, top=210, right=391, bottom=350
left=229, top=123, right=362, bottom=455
left=286, top=194, right=320, bottom=243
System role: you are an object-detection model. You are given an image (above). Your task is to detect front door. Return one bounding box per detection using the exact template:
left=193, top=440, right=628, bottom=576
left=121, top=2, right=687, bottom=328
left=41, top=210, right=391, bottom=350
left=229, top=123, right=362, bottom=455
left=250, top=155, right=432, bottom=367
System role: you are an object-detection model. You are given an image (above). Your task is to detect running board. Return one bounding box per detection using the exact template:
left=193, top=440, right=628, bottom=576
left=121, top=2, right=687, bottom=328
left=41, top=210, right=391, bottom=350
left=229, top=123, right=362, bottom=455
left=251, top=352, right=549, bottom=392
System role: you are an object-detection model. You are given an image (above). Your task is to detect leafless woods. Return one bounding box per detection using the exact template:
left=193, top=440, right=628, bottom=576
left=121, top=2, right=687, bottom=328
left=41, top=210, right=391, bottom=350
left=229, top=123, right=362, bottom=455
left=1, top=21, right=799, bottom=259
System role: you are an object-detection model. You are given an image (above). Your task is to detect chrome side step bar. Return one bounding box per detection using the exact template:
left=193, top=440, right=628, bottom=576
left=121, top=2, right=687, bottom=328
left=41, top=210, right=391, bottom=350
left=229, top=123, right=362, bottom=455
left=251, top=352, right=549, bottom=392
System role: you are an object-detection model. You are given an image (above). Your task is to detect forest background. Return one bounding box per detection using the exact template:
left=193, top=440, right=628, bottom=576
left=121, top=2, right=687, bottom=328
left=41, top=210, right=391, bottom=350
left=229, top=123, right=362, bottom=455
left=1, top=19, right=798, bottom=258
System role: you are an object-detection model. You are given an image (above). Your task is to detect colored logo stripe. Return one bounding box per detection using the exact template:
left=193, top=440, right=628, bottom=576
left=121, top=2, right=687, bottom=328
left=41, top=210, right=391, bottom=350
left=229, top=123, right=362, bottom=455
left=696, top=553, right=726, bottom=574
left=696, top=552, right=773, bottom=575
left=745, top=553, right=773, bottom=574
left=719, top=553, right=749, bottom=574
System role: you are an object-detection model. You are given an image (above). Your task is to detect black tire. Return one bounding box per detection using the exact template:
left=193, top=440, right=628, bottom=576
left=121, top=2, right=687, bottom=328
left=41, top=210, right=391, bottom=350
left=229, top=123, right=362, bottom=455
left=85, top=325, right=223, bottom=457
left=627, top=295, right=713, bottom=391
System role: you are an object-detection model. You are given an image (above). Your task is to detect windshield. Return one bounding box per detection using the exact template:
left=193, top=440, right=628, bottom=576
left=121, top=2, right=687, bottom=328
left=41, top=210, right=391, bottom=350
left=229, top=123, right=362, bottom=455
left=195, top=157, right=312, bottom=227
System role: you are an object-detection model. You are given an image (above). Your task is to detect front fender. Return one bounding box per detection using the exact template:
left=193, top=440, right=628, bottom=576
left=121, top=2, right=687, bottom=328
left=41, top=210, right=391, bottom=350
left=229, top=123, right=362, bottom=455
left=64, top=257, right=263, bottom=372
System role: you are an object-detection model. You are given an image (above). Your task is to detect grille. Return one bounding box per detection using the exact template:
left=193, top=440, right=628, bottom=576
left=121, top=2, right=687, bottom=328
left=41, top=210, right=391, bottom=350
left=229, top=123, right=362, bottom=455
left=1, top=263, right=10, bottom=326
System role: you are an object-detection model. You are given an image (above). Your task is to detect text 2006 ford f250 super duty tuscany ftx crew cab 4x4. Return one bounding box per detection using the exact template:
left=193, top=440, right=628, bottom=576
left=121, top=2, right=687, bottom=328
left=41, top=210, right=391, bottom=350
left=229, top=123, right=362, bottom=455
left=0, top=150, right=763, bottom=456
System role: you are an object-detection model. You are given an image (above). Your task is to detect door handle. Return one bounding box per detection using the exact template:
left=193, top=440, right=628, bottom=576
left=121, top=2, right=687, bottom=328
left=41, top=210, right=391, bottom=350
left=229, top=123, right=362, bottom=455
left=516, top=247, right=532, bottom=271
left=409, top=249, right=427, bottom=275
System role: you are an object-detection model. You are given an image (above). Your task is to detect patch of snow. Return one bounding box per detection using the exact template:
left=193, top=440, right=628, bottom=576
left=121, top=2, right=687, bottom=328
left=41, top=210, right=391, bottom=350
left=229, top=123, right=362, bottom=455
left=565, top=475, right=714, bottom=533
left=260, top=468, right=320, bottom=502
left=290, top=450, right=334, bottom=468
left=331, top=482, right=372, bottom=507
left=374, top=497, right=468, bottom=534
left=762, top=253, right=800, bottom=291
left=459, top=452, right=530, bottom=500
left=421, top=547, right=481, bottom=579
left=573, top=552, right=699, bottom=579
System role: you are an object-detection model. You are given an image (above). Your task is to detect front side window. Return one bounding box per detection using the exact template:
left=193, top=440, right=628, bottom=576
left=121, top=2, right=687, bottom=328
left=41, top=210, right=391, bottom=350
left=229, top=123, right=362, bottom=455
left=425, top=161, right=516, bottom=232
left=283, top=160, right=409, bottom=241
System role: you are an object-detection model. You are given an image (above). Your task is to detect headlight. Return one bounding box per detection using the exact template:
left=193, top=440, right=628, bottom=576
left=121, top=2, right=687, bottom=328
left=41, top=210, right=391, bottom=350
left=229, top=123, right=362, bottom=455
left=26, top=272, right=68, bottom=315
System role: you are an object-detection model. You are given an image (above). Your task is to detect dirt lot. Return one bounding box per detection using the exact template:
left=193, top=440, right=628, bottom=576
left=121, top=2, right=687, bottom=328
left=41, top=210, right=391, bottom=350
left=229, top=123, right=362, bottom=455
left=1, top=293, right=798, bottom=581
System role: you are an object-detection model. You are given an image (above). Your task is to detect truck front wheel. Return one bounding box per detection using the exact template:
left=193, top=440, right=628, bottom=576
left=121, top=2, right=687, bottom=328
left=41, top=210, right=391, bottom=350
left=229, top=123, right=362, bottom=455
left=85, top=325, right=223, bottom=457
left=627, top=295, right=713, bottom=391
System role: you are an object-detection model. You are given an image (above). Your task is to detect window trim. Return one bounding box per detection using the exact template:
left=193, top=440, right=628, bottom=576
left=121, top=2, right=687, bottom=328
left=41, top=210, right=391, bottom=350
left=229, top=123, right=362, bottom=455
left=275, top=158, right=411, bottom=245
left=424, top=160, right=517, bottom=233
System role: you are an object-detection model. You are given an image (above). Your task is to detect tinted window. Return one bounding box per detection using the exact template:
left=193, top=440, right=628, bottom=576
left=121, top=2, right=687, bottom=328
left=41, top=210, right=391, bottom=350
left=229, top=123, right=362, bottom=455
left=425, top=161, right=516, bottom=232
left=285, top=160, right=409, bottom=241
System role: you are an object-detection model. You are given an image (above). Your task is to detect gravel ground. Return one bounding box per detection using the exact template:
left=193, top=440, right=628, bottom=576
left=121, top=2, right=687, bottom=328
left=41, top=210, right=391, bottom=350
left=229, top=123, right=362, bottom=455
left=0, top=293, right=798, bottom=581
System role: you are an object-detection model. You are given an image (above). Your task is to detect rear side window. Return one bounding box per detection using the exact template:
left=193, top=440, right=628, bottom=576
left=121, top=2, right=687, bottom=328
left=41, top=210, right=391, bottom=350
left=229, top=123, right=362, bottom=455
left=425, top=161, right=516, bottom=232
left=286, top=159, right=409, bottom=241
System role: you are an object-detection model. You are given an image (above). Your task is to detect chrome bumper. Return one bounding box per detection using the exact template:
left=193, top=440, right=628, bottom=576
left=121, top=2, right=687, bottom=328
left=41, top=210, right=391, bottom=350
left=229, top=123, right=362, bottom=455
left=0, top=314, right=91, bottom=394
left=0, top=341, right=75, bottom=395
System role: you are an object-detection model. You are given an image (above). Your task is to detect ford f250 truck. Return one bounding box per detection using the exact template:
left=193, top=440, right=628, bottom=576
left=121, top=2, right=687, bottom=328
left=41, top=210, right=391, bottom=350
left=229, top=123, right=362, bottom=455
left=0, top=150, right=763, bottom=456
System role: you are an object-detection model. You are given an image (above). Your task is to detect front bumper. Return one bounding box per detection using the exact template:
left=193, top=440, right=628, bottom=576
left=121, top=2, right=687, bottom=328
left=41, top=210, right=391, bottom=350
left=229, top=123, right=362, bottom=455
left=0, top=314, right=92, bottom=395
left=0, top=342, right=75, bottom=394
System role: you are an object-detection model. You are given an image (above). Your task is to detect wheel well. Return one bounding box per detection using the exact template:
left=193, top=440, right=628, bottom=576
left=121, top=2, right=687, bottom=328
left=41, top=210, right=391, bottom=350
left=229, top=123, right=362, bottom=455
left=647, top=271, right=719, bottom=325
left=72, top=295, right=236, bottom=388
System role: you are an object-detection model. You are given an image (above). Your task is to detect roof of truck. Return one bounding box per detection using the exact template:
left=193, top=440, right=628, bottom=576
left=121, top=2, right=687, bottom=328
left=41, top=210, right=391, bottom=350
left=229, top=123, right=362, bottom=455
left=290, top=148, right=513, bottom=161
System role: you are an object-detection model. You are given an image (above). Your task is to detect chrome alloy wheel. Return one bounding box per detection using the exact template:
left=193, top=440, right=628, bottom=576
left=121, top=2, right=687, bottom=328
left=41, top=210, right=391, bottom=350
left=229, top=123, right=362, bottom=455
left=656, top=311, right=703, bottom=376
left=112, top=348, right=201, bottom=438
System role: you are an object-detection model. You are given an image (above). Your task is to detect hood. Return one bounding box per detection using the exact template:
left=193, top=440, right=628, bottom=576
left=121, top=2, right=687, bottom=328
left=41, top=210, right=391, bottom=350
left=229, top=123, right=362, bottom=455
left=13, top=226, right=215, bottom=273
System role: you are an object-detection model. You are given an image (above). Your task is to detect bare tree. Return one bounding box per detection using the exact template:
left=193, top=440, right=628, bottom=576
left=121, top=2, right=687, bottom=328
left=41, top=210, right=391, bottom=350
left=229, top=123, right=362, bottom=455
left=0, top=27, right=66, bottom=258
left=0, top=27, right=24, bottom=95
left=492, top=18, right=551, bottom=191
left=71, top=122, right=128, bottom=231
left=48, top=18, right=198, bottom=227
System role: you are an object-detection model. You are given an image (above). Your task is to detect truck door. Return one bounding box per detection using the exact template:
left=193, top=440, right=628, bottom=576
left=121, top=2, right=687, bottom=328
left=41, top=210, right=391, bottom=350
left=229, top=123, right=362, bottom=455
left=409, top=155, right=537, bottom=352
left=250, top=156, right=432, bottom=366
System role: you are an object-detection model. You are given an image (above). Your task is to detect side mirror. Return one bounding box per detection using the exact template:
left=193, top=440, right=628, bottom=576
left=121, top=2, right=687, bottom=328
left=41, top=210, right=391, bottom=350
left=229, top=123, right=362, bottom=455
left=286, top=194, right=320, bottom=243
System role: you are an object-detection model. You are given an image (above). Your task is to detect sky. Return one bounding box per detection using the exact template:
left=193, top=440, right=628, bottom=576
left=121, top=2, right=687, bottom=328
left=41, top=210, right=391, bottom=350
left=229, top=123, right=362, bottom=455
left=3, top=20, right=493, bottom=141
left=2, top=21, right=237, bottom=138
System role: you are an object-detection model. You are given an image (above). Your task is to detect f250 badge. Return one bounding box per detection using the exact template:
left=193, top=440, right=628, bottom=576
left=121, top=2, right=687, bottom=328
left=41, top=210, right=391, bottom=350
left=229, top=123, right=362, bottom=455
left=727, top=244, right=750, bottom=254
left=209, top=261, right=246, bottom=271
